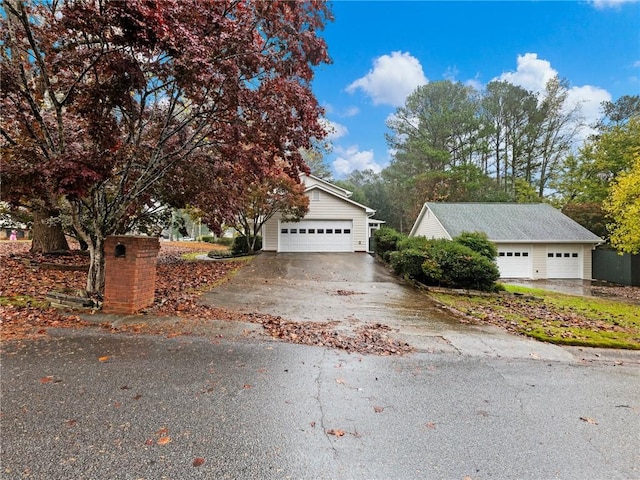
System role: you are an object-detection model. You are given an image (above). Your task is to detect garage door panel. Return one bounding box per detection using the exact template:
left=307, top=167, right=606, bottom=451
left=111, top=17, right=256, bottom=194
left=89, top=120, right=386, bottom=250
left=279, top=220, right=353, bottom=252
left=497, top=245, right=532, bottom=278
left=547, top=246, right=581, bottom=278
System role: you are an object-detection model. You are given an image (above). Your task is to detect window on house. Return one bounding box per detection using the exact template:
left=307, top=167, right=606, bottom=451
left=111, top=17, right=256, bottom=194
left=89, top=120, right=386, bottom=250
left=564, top=253, right=570, bottom=257
left=548, top=253, right=554, bottom=258
left=281, top=229, right=288, bottom=234
left=522, top=252, right=529, bottom=257
left=311, top=190, right=320, bottom=201
left=572, top=253, right=578, bottom=258
left=317, top=229, right=324, bottom=234
left=326, top=229, right=333, bottom=234
left=344, top=229, right=351, bottom=234
left=299, top=229, right=306, bottom=234
left=290, top=229, right=297, bottom=234
left=308, top=229, right=315, bottom=234
left=515, top=252, right=521, bottom=257
left=556, top=253, right=562, bottom=257
left=499, top=252, right=506, bottom=257
left=507, top=252, right=513, bottom=257
left=335, top=229, right=342, bottom=234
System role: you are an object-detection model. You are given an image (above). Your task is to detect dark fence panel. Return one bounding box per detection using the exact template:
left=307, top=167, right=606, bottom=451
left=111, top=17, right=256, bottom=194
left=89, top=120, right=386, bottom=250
left=592, top=248, right=640, bottom=286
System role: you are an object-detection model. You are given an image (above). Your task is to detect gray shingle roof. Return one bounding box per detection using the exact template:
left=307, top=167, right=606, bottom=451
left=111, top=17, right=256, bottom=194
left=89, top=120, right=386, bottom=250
left=426, top=203, right=602, bottom=243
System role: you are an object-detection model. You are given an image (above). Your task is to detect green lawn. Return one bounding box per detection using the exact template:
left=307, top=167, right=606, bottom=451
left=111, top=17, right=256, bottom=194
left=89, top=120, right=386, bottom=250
left=429, top=284, right=640, bottom=350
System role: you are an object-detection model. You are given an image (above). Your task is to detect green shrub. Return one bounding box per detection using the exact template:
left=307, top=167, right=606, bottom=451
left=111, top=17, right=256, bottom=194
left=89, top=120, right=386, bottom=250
left=389, top=248, right=429, bottom=281
left=200, top=236, right=215, bottom=243
left=396, top=235, right=431, bottom=252
left=423, top=240, right=499, bottom=291
left=231, top=235, right=262, bottom=255
left=374, top=227, right=406, bottom=261
left=215, top=237, right=234, bottom=247
left=453, top=231, right=498, bottom=260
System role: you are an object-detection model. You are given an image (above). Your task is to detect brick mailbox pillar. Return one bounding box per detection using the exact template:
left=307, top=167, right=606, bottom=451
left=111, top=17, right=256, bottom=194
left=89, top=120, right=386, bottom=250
left=103, top=235, right=160, bottom=314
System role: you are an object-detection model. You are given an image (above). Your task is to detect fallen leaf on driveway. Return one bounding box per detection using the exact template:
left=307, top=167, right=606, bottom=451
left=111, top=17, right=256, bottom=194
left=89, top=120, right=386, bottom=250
left=192, top=457, right=205, bottom=467
left=580, top=416, right=598, bottom=425
left=336, top=378, right=345, bottom=384
left=327, top=429, right=345, bottom=437
left=40, top=376, right=54, bottom=383
left=425, top=422, right=436, bottom=429
left=373, top=406, right=384, bottom=413
left=157, top=436, right=171, bottom=445
left=98, top=356, right=110, bottom=362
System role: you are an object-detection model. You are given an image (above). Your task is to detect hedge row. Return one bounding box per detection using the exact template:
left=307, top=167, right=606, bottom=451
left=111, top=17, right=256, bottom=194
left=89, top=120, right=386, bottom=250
left=374, top=227, right=500, bottom=291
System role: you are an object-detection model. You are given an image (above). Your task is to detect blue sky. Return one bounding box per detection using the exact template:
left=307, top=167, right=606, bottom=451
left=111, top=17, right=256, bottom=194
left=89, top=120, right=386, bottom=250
left=311, top=0, right=640, bottom=178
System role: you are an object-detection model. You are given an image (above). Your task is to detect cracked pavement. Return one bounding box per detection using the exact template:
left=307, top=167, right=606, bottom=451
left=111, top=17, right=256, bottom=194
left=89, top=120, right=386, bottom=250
left=2, top=330, right=639, bottom=479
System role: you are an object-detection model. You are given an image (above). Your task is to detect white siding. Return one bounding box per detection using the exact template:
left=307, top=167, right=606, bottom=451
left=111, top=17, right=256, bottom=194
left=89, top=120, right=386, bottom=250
left=262, top=190, right=369, bottom=252
left=412, top=208, right=451, bottom=239
left=582, top=245, right=593, bottom=280
left=530, top=244, right=546, bottom=279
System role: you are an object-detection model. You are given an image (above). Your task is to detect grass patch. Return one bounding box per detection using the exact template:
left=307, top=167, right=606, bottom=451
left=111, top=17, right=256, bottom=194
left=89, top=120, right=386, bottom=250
left=181, top=251, right=213, bottom=261
left=0, top=295, right=50, bottom=309
left=430, top=286, right=640, bottom=350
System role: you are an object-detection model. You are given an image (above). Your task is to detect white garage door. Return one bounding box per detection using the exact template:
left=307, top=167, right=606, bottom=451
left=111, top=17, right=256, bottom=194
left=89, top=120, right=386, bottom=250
left=497, top=245, right=532, bottom=278
left=279, top=220, right=353, bottom=252
left=547, top=246, right=582, bottom=278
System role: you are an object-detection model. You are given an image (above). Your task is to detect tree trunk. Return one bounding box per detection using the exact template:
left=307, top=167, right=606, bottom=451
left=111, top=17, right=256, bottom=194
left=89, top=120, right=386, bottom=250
left=86, top=235, right=105, bottom=296
left=30, top=208, right=70, bottom=253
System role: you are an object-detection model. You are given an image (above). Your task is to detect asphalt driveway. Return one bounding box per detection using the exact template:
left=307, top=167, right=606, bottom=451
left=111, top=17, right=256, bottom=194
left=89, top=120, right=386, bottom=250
left=202, top=253, right=629, bottom=363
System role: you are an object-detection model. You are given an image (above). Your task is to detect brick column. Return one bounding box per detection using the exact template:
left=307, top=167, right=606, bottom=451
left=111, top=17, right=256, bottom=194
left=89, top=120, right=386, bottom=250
left=103, top=236, right=160, bottom=314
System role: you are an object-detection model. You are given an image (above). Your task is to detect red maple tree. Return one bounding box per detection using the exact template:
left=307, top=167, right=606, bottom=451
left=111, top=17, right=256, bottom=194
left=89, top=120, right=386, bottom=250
left=1, top=0, right=332, bottom=294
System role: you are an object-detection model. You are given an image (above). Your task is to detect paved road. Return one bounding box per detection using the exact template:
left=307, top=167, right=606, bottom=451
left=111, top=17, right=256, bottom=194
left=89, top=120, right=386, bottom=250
left=2, top=330, right=639, bottom=480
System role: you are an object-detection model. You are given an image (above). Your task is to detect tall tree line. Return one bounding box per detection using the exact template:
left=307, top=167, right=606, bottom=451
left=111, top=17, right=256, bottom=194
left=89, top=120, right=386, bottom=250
left=330, top=80, right=638, bottom=236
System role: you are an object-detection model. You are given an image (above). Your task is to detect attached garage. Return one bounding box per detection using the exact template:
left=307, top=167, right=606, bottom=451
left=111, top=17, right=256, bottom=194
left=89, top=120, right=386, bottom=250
left=279, top=220, right=353, bottom=252
left=262, top=174, right=378, bottom=253
left=497, top=245, right=532, bottom=278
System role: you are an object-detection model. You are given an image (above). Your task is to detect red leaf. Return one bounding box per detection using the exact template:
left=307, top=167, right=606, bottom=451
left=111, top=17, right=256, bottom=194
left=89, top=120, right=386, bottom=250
left=192, top=457, right=205, bottom=467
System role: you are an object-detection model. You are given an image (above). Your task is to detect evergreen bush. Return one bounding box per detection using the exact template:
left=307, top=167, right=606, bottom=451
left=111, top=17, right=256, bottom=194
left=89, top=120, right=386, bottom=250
left=231, top=235, right=262, bottom=255
left=374, top=227, right=406, bottom=261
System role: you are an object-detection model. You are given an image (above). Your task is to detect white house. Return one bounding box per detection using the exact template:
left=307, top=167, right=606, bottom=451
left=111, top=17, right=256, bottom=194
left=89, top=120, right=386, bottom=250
left=409, top=202, right=603, bottom=280
left=261, top=174, right=381, bottom=252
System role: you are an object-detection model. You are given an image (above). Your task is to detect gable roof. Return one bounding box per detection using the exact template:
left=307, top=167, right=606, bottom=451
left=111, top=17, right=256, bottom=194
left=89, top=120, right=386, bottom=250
left=305, top=183, right=376, bottom=215
left=301, top=174, right=352, bottom=198
left=413, top=203, right=602, bottom=243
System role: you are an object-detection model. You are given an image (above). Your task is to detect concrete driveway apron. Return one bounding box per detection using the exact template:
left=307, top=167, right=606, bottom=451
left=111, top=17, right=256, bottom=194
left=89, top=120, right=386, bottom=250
left=202, top=252, right=580, bottom=361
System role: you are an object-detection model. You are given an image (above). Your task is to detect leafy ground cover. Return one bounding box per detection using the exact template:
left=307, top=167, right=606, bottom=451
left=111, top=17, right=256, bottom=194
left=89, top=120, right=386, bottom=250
left=0, top=241, right=411, bottom=356
left=429, top=284, right=640, bottom=349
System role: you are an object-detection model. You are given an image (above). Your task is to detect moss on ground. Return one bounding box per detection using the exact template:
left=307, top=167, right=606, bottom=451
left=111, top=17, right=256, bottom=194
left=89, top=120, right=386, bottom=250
left=430, top=285, right=640, bottom=350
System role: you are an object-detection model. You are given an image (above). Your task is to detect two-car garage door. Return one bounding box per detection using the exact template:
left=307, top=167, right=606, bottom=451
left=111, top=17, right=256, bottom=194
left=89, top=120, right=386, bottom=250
left=279, top=220, right=353, bottom=252
left=496, top=244, right=583, bottom=279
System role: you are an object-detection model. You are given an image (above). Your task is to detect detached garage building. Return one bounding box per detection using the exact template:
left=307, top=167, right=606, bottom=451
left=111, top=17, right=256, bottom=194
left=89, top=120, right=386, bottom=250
left=409, top=203, right=603, bottom=280
left=262, top=174, right=379, bottom=253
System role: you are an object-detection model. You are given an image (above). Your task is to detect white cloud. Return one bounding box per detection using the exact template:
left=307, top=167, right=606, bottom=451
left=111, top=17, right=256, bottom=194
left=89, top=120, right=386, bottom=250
left=332, top=146, right=384, bottom=176
left=566, top=85, right=612, bottom=141
left=320, top=118, right=348, bottom=141
left=496, top=53, right=612, bottom=140
left=342, top=106, right=360, bottom=117
left=590, top=0, right=639, bottom=9
left=497, top=53, right=558, bottom=95
left=346, top=51, right=428, bottom=107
